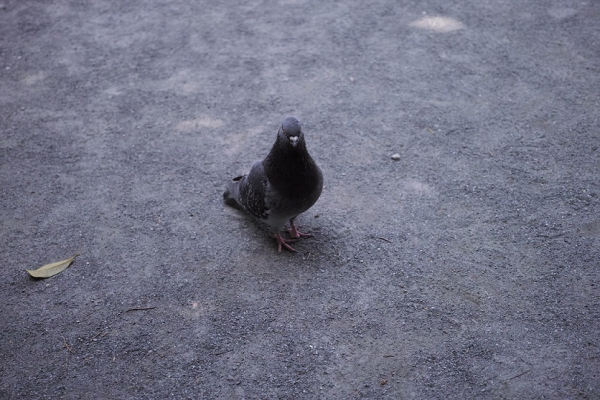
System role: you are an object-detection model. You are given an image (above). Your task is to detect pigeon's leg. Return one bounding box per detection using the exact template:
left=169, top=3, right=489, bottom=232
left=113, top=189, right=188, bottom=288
left=289, top=217, right=313, bottom=239
left=275, top=232, right=297, bottom=253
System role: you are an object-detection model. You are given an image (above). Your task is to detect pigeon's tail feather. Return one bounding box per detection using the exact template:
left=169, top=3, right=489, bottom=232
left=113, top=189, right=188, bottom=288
left=223, top=187, right=239, bottom=208
left=223, top=176, right=244, bottom=209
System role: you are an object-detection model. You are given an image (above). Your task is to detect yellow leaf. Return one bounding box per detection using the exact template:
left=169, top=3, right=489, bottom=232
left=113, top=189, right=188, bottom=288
left=26, top=254, right=79, bottom=278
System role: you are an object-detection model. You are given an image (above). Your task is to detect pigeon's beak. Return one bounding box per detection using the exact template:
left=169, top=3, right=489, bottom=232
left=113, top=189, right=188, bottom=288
left=289, top=136, right=299, bottom=147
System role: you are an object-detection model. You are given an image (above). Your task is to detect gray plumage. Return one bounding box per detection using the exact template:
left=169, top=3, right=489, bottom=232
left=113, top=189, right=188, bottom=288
left=224, top=116, right=323, bottom=252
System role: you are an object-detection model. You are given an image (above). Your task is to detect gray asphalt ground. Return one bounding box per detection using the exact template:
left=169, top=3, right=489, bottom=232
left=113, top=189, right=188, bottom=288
left=1, top=1, right=599, bottom=398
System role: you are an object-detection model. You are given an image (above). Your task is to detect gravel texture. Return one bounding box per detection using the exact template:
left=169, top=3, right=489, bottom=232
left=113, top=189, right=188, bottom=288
left=1, top=1, right=599, bottom=398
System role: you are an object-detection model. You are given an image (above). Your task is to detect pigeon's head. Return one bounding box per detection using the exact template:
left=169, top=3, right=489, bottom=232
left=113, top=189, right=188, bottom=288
left=279, top=116, right=304, bottom=148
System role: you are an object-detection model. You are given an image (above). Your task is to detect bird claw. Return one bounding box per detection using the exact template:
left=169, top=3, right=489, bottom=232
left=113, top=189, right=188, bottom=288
left=275, top=233, right=297, bottom=253
left=289, top=221, right=313, bottom=239
left=275, top=222, right=313, bottom=252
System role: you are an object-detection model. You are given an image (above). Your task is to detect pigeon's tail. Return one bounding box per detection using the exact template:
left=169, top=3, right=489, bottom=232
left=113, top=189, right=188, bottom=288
left=223, top=176, right=244, bottom=209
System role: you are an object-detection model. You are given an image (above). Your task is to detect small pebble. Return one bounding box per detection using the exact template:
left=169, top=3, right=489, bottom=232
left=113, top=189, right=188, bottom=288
left=391, top=153, right=401, bottom=161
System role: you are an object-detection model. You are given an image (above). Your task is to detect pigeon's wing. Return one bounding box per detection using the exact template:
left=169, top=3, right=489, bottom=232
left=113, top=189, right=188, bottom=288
left=228, top=161, right=270, bottom=220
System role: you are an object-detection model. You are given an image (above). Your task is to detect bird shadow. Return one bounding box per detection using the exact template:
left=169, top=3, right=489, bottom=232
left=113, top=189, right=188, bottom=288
left=223, top=203, right=343, bottom=259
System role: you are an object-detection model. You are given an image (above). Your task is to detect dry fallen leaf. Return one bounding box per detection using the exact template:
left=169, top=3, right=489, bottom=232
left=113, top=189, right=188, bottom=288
left=26, top=254, right=79, bottom=278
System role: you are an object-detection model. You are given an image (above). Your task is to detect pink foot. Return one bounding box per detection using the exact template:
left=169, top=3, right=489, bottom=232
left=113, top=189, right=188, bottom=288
left=289, top=221, right=313, bottom=239
left=275, top=232, right=297, bottom=253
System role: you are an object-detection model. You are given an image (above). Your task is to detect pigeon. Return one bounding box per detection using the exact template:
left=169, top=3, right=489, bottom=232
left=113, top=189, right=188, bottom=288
left=223, top=116, right=323, bottom=252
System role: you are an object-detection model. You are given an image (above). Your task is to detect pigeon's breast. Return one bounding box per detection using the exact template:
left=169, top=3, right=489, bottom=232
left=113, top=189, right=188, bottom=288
left=263, top=182, right=321, bottom=229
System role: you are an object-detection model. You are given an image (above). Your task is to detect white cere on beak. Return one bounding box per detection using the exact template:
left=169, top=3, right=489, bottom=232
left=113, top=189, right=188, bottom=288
left=289, top=136, right=299, bottom=146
